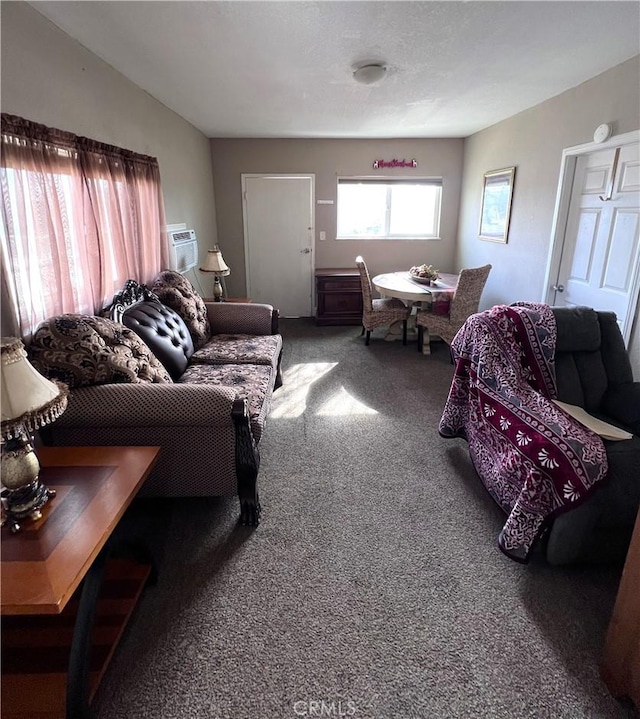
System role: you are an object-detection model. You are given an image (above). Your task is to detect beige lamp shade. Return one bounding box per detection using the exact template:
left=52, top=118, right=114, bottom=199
left=200, top=246, right=230, bottom=276
left=1, top=338, right=68, bottom=439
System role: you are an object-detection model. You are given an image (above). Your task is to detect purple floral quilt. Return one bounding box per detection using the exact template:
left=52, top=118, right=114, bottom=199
left=439, top=303, right=608, bottom=562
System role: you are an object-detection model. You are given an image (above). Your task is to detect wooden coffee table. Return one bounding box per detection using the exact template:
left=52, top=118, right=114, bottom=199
left=1, top=445, right=160, bottom=719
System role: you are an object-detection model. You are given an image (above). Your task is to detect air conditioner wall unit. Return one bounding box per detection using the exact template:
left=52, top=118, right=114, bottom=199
left=168, top=229, right=198, bottom=273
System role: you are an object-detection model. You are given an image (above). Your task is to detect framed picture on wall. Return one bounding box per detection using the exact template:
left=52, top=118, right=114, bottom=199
left=479, top=167, right=516, bottom=243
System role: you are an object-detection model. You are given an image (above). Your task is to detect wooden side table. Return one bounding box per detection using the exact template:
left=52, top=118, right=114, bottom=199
left=1, top=445, right=160, bottom=719
left=315, top=268, right=363, bottom=326
left=601, top=507, right=640, bottom=711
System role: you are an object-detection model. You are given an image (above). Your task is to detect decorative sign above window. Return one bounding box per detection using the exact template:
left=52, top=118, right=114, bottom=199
left=373, top=158, right=417, bottom=169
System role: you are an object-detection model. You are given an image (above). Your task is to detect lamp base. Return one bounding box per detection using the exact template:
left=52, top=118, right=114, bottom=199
left=1, top=435, right=56, bottom=533
left=213, top=276, right=224, bottom=302
left=1, top=481, right=56, bottom=532
left=0, top=479, right=56, bottom=533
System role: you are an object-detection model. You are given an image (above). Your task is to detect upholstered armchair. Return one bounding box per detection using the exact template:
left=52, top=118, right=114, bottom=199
left=544, top=306, right=640, bottom=564
left=439, top=302, right=639, bottom=564
left=355, top=256, right=411, bottom=346
left=416, top=264, right=491, bottom=353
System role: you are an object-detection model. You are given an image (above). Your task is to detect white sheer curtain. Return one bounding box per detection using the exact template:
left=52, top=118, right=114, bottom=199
left=1, top=114, right=168, bottom=339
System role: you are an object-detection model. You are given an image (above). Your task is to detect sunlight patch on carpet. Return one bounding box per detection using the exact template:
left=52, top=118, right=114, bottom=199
left=270, top=362, right=338, bottom=418
left=315, top=385, right=378, bottom=416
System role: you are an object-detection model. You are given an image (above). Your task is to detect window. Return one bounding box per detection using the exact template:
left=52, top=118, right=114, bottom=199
left=1, top=114, right=168, bottom=339
left=337, top=178, right=442, bottom=240
left=1, top=161, right=95, bottom=334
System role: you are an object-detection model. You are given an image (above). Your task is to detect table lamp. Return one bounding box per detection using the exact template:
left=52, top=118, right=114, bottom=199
left=200, top=245, right=230, bottom=301
left=1, top=338, right=68, bottom=532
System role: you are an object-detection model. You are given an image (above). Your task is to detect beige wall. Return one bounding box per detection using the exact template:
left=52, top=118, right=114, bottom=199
left=456, top=55, right=640, bottom=377
left=210, top=138, right=463, bottom=297
left=3, top=1, right=639, bottom=376
left=1, top=1, right=218, bottom=307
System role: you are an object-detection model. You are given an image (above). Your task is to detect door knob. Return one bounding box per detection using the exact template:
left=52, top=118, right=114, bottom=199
left=300, top=248, right=312, bottom=254
left=552, top=284, right=565, bottom=292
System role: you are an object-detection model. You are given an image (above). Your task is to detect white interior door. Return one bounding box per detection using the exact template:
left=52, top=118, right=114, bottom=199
left=551, top=141, right=640, bottom=341
left=242, top=174, right=314, bottom=317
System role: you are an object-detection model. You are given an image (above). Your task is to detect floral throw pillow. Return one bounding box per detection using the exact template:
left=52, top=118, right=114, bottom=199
left=29, top=314, right=173, bottom=388
left=151, top=269, right=211, bottom=350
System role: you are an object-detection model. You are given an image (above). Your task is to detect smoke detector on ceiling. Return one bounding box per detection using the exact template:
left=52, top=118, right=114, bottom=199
left=353, top=63, right=387, bottom=85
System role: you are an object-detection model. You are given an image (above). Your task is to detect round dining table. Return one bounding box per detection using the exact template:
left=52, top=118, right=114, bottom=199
left=371, top=271, right=458, bottom=353
left=372, top=271, right=458, bottom=302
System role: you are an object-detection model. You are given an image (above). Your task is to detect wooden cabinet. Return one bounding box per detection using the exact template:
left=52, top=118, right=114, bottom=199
left=601, top=508, right=640, bottom=711
left=315, top=269, right=363, bottom=326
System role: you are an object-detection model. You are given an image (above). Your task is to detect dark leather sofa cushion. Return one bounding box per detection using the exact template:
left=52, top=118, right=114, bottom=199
left=553, top=306, right=601, bottom=352
left=597, top=435, right=640, bottom=527
left=122, top=301, right=194, bottom=380
left=598, top=310, right=635, bottom=385
left=552, top=307, right=635, bottom=414
left=602, top=383, right=640, bottom=436
left=554, top=353, right=608, bottom=412
left=552, top=307, right=609, bottom=412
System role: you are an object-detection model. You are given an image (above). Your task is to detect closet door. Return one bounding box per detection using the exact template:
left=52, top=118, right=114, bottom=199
left=552, top=142, right=640, bottom=341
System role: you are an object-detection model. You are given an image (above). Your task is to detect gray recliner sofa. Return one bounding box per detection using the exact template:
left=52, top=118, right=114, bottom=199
left=544, top=306, right=640, bottom=565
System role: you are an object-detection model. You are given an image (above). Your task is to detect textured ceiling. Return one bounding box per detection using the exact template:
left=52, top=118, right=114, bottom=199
left=30, top=1, right=640, bottom=139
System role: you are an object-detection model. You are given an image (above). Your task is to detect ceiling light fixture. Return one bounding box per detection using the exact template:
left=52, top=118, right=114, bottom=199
left=353, top=64, right=387, bottom=85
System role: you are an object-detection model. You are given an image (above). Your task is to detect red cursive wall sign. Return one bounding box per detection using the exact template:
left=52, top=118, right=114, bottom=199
left=373, top=158, right=418, bottom=169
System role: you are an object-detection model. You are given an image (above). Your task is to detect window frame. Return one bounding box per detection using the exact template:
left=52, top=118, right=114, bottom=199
left=336, top=176, right=443, bottom=241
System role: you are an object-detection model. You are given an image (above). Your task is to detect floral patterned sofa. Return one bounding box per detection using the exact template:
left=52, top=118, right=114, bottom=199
left=32, top=271, right=282, bottom=525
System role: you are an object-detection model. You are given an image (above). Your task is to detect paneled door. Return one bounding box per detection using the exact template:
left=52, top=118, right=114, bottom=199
left=242, top=174, right=314, bottom=317
left=551, top=141, right=640, bottom=342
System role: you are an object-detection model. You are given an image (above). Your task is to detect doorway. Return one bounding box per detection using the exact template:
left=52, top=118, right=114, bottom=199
left=544, top=131, right=640, bottom=344
left=241, top=174, right=315, bottom=317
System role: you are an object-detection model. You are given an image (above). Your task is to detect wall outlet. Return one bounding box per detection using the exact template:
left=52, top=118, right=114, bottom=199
left=319, top=231, right=326, bottom=241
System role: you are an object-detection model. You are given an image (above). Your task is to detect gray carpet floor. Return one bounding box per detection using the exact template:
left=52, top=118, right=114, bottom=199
left=94, top=319, right=637, bottom=719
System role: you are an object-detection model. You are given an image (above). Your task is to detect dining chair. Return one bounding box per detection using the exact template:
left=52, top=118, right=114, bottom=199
left=355, top=256, right=411, bottom=346
left=416, top=264, right=492, bottom=353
